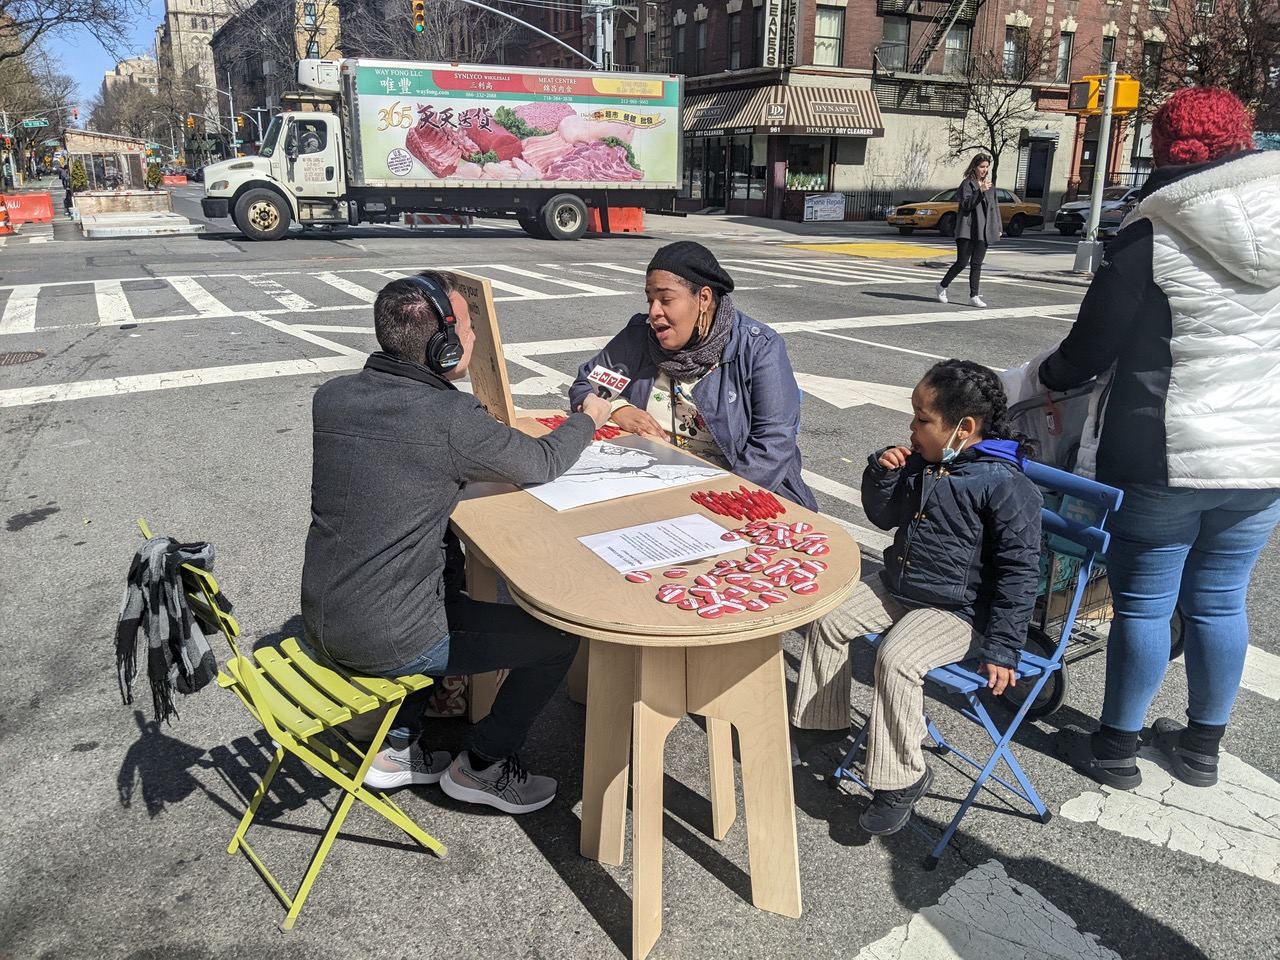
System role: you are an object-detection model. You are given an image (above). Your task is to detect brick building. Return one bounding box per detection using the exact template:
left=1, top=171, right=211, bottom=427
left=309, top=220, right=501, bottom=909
left=506, top=0, right=1177, bottom=221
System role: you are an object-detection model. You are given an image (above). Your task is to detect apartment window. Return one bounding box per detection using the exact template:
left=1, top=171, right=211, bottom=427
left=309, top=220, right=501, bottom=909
left=1142, top=40, right=1163, bottom=84
left=1100, top=35, right=1115, bottom=67
left=676, top=24, right=687, bottom=73
left=1195, top=0, right=1215, bottom=14
left=695, top=21, right=707, bottom=73
left=201, top=17, right=208, bottom=30
left=1150, top=0, right=1169, bottom=9
left=1003, top=26, right=1028, bottom=78
left=813, top=6, right=845, bottom=66
left=307, top=39, right=320, bottom=58
left=943, top=23, right=969, bottom=75
left=729, top=12, right=742, bottom=70
left=881, top=17, right=910, bottom=71
left=625, top=34, right=635, bottom=66
left=190, top=15, right=198, bottom=27
left=303, top=2, right=316, bottom=26
left=754, top=4, right=765, bottom=65
left=1055, top=31, right=1074, bottom=83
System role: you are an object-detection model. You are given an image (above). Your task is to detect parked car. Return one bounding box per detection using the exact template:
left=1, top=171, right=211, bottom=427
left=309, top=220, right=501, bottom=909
left=886, top=188, right=1044, bottom=237
left=1099, top=197, right=1139, bottom=240
left=1054, top=185, right=1141, bottom=235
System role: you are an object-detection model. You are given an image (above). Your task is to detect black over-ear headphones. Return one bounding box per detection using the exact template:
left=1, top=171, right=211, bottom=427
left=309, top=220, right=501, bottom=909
left=403, top=274, right=464, bottom=374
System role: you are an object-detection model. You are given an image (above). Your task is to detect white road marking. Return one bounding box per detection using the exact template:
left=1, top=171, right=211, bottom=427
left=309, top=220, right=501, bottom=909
left=94, top=280, right=134, bottom=326
left=246, top=274, right=315, bottom=312
left=0, top=285, right=40, bottom=334
left=723, top=262, right=857, bottom=286
left=482, top=263, right=621, bottom=296
left=247, top=313, right=366, bottom=358
left=168, top=276, right=230, bottom=317
left=801, top=469, right=892, bottom=552
left=312, top=271, right=377, bottom=303
left=795, top=373, right=914, bottom=413
left=585, top=261, right=649, bottom=276
left=853, top=859, right=1121, bottom=960
left=809, top=328, right=948, bottom=362
left=1241, top=644, right=1280, bottom=701
left=0, top=356, right=362, bottom=407
left=1059, top=747, right=1280, bottom=885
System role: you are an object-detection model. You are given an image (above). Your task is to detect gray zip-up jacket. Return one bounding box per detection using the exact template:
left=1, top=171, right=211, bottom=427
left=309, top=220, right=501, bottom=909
left=955, top=177, right=1002, bottom=244
left=301, top=351, right=595, bottom=673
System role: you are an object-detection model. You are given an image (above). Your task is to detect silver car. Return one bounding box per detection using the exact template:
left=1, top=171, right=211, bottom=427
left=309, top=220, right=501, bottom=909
left=1054, top=186, right=1141, bottom=236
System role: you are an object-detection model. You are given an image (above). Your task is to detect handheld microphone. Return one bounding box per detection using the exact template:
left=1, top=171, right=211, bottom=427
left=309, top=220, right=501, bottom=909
left=586, top=363, right=631, bottom=401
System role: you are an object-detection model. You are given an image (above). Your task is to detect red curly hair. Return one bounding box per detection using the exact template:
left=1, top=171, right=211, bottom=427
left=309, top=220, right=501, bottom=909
left=1151, top=88, right=1254, bottom=167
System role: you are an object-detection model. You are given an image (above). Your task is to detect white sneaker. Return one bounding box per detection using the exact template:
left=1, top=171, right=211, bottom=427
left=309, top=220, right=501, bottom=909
left=363, top=740, right=452, bottom=790
left=440, top=751, right=557, bottom=814
left=969, top=295, right=987, bottom=307
left=935, top=282, right=948, bottom=304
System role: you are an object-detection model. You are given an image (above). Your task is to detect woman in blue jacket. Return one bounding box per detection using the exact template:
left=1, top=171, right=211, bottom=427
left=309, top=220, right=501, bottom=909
left=568, top=241, right=817, bottom=509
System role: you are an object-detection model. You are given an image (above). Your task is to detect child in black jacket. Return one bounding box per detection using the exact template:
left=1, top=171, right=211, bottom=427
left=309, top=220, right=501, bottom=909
left=791, top=359, right=1042, bottom=836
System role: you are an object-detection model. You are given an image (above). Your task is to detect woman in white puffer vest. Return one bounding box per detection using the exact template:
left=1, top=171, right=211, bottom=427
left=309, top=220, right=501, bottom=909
left=1040, top=88, right=1280, bottom=793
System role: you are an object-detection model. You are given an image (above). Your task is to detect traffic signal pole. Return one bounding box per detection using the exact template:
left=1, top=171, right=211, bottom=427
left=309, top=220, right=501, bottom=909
left=1073, top=60, right=1118, bottom=274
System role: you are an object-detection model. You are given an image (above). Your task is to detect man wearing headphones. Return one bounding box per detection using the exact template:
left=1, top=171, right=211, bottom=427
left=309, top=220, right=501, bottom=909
left=301, top=271, right=612, bottom=814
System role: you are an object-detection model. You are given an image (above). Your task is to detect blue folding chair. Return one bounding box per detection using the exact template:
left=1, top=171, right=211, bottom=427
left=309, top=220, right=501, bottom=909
left=832, top=460, right=1123, bottom=867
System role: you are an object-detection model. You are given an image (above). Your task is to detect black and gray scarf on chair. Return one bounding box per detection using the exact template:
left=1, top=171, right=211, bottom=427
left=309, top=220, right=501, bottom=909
left=647, top=293, right=736, bottom=382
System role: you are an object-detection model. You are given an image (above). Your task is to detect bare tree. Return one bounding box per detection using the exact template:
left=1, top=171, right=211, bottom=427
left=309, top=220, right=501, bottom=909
left=0, top=0, right=150, bottom=67
left=340, top=0, right=515, bottom=64
left=1152, top=0, right=1280, bottom=127
left=88, top=81, right=165, bottom=139
left=946, top=28, right=1055, bottom=184
left=896, top=127, right=936, bottom=193
left=0, top=45, right=73, bottom=169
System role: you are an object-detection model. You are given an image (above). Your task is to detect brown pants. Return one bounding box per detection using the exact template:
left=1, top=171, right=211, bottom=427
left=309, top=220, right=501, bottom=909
left=791, top=576, right=981, bottom=790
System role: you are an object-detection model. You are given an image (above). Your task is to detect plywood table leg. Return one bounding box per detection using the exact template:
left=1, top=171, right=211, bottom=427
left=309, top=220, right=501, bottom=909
left=687, top=634, right=801, bottom=920
left=580, top=638, right=635, bottom=866
left=465, top=552, right=505, bottom=724
left=706, top=717, right=736, bottom=841
left=566, top=641, right=589, bottom=705
left=632, top=646, right=687, bottom=960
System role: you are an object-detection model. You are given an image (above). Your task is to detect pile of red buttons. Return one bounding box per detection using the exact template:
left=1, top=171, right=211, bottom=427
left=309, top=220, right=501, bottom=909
left=690, top=485, right=787, bottom=520
left=621, top=520, right=830, bottom=620
left=535, top=414, right=623, bottom=441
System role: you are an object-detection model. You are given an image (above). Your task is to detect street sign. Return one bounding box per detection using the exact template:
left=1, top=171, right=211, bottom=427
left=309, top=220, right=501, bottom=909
left=1068, top=75, right=1140, bottom=115
left=20, top=118, right=50, bottom=129
left=42, top=138, right=60, bottom=147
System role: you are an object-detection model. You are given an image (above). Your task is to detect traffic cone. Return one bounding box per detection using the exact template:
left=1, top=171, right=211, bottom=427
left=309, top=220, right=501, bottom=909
left=0, top=195, right=12, bottom=236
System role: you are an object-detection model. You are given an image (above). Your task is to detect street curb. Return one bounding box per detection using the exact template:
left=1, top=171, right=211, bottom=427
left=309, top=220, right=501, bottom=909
left=919, top=260, right=1094, bottom=288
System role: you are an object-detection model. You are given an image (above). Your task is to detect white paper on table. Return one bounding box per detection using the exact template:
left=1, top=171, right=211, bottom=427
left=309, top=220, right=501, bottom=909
left=524, top=436, right=726, bottom=512
left=578, top=513, right=741, bottom=573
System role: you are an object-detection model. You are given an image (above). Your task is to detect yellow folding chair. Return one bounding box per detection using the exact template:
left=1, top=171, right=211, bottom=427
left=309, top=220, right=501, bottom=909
left=136, top=519, right=446, bottom=930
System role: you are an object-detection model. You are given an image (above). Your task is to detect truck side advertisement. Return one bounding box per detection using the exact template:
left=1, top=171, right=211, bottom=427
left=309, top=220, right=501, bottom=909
left=350, top=63, right=681, bottom=188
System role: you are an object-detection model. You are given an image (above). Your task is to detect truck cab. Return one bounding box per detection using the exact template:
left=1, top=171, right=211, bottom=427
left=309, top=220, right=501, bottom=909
left=201, top=99, right=348, bottom=240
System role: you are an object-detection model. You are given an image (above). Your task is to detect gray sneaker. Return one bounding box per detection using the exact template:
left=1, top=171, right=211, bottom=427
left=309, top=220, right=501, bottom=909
left=440, top=751, right=556, bottom=814
left=363, top=740, right=452, bottom=790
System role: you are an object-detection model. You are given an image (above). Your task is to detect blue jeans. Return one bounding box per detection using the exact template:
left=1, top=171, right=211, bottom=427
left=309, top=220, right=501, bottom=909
left=1101, top=485, right=1280, bottom=732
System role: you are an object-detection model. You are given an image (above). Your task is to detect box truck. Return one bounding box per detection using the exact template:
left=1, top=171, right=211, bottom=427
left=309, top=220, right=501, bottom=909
left=200, top=58, right=683, bottom=241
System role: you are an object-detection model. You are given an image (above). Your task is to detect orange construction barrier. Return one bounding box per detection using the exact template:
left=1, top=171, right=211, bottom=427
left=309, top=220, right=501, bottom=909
left=587, top=206, right=644, bottom=235
left=0, top=195, right=12, bottom=236
left=1, top=192, right=54, bottom=225
left=162, top=174, right=188, bottom=186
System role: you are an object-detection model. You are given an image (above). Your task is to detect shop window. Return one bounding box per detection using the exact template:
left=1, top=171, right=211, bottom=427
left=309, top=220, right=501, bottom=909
left=1055, top=32, right=1074, bottom=83
left=880, top=18, right=909, bottom=71
left=754, top=4, right=766, bottom=65
left=730, top=134, right=767, bottom=201
left=813, top=6, right=844, bottom=67
left=785, top=137, right=829, bottom=191
left=943, top=24, right=969, bottom=75
left=1100, top=35, right=1115, bottom=68
left=682, top=137, right=703, bottom=199
left=1003, top=26, right=1028, bottom=78
left=729, top=12, right=742, bottom=70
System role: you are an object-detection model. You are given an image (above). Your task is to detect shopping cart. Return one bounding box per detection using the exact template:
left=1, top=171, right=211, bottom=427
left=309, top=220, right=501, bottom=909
left=995, top=388, right=1184, bottom=720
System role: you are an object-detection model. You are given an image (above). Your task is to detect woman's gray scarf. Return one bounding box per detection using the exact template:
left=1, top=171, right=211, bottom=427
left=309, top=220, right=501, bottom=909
left=648, top=293, right=736, bottom=382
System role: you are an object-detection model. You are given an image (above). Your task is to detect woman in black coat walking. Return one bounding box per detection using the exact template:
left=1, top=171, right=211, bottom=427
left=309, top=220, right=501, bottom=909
left=936, top=153, right=1002, bottom=308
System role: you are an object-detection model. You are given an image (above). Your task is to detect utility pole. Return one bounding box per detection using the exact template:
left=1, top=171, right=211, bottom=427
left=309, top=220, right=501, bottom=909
left=1073, top=60, right=1118, bottom=274
left=227, top=70, right=237, bottom=157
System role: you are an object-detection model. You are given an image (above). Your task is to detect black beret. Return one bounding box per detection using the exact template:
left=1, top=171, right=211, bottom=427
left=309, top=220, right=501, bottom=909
left=646, top=241, right=735, bottom=295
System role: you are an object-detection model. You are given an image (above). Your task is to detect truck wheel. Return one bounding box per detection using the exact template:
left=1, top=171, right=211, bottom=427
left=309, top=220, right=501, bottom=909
left=897, top=226, right=915, bottom=236
left=1006, top=214, right=1027, bottom=237
left=938, top=213, right=957, bottom=237
left=540, top=194, right=588, bottom=241
left=517, top=209, right=548, bottom=239
left=235, top=188, right=291, bottom=241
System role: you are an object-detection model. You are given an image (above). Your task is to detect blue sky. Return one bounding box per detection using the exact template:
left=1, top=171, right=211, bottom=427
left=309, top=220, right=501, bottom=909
left=44, top=0, right=165, bottom=114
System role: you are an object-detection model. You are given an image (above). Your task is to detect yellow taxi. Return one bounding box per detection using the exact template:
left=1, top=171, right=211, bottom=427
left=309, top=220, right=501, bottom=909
left=887, top=187, right=1044, bottom=237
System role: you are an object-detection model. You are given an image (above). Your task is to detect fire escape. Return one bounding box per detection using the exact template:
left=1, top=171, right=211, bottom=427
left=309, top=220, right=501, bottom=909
left=872, top=0, right=981, bottom=114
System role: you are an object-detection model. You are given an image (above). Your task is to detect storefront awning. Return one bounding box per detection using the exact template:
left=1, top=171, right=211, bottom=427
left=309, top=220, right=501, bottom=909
left=684, top=84, right=885, bottom=138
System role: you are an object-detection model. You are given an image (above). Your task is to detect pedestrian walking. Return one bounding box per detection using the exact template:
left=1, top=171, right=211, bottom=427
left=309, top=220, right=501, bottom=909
left=58, top=164, right=71, bottom=214
left=1041, top=87, right=1280, bottom=791
left=936, top=154, right=1002, bottom=308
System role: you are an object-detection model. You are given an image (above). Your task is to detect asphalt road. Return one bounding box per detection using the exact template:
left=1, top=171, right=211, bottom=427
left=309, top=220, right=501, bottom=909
left=1, top=188, right=1277, bottom=960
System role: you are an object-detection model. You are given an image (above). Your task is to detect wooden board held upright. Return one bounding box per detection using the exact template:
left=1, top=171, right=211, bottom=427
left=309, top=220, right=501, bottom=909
left=452, top=271, right=516, bottom=427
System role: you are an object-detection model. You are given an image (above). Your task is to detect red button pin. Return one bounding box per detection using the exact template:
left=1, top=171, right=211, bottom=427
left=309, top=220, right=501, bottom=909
left=723, top=586, right=749, bottom=600
left=744, top=598, right=769, bottom=612
left=694, top=573, right=720, bottom=588
left=624, top=570, right=652, bottom=583
left=664, top=568, right=689, bottom=579
left=697, top=604, right=727, bottom=619
left=748, top=579, right=772, bottom=592
left=800, top=560, right=828, bottom=574
left=760, top=590, right=788, bottom=604
left=720, top=531, right=742, bottom=542
left=657, top=585, right=686, bottom=604
left=724, top=573, right=753, bottom=587
left=677, top=597, right=701, bottom=611
left=792, top=581, right=820, bottom=596
left=803, top=544, right=831, bottom=557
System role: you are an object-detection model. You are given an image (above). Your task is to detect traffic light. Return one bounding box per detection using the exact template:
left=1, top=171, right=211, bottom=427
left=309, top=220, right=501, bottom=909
left=1068, top=75, right=1141, bottom=114
left=411, top=0, right=425, bottom=32
left=236, top=116, right=245, bottom=129
left=71, top=107, right=78, bottom=120
left=187, top=115, right=196, bottom=129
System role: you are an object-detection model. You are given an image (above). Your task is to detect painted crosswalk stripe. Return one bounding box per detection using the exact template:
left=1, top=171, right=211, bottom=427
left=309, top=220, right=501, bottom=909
left=312, top=271, right=377, bottom=303
left=800, top=469, right=892, bottom=552
left=95, top=280, right=135, bottom=326
left=483, top=263, right=621, bottom=295
left=0, top=285, right=40, bottom=334
left=719, top=262, right=859, bottom=286
left=379, top=266, right=551, bottom=301
left=168, top=276, right=230, bottom=317
left=581, top=261, right=649, bottom=277
left=246, top=274, right=315, bottom=311
left=735, top=258, right=935, bottom=282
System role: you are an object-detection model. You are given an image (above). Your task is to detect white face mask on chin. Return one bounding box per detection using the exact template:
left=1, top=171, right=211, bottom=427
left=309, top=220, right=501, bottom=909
left=941, top=422, right=969, bottom=464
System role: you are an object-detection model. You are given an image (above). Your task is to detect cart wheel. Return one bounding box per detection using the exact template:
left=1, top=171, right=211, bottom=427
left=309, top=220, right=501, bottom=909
left=1038, top=809, right=1053, bottom=824
left=988, top=625, right=1068, bottom=720
left=923, top=854, right=941, bottom=871
left=1169, top=606, right=1185, bottom=661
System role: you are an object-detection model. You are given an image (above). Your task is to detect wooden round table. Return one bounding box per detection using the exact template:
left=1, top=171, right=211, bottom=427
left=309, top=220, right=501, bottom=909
left=451, top=416, right=861, bottom=960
